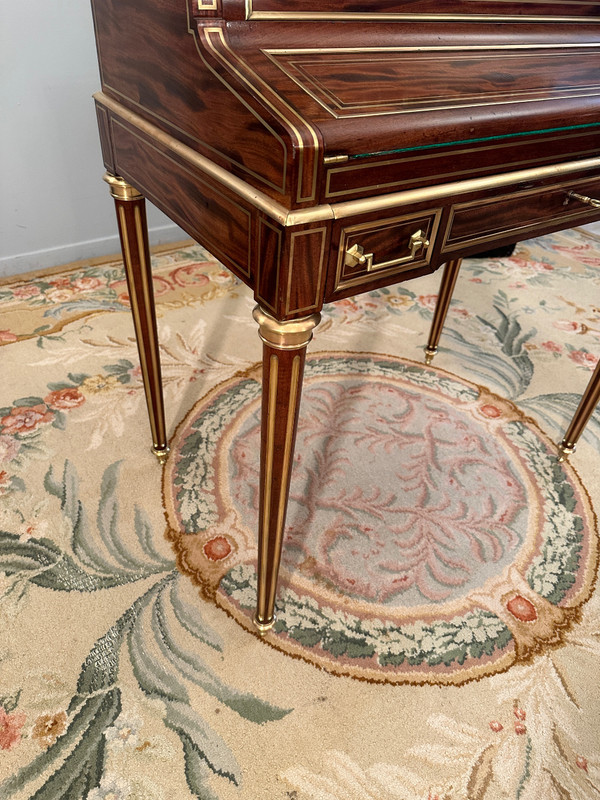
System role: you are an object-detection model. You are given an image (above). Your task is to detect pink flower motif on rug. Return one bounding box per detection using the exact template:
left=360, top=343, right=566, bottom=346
left=1, top=405, right=54, bottom=434
left=0, top=707, right=26, bottom=751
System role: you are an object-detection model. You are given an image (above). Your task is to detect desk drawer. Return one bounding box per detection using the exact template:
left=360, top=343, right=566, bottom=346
left=443, top=175, right=600, bottom=253
left=334, top=209, right=442, bottom=291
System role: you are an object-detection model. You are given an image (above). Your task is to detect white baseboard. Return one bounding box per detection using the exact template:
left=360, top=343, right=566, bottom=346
left=0, top=223, right=186, bottom=279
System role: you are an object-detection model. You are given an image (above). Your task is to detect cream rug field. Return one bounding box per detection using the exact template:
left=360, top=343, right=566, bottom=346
left=1, top=228, right=600, bottom=800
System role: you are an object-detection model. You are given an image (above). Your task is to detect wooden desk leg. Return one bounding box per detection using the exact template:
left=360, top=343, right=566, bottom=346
left=425, top=258, right=463, bottom=364
left=103, top=173, right=170, bottom=464
left=558, top=359, right=600, bottom=461
left=252, top=306, right=321, bottom=632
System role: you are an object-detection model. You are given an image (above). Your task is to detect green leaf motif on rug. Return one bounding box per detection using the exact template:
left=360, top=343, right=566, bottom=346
left=506, top=424, right=586, bottom=603
left=222, top=565, right=513, bottom=671
left=0, top=462, right=291, bottom=800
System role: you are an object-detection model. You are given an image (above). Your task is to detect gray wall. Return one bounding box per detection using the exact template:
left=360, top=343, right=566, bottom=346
left=0, top=0, right=185, bottom=278
left=2, top=4, right=599, bottom=279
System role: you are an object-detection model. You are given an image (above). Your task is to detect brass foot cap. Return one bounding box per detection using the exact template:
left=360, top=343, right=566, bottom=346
left=557, top=441, right=576, bottom=463
left=424, top=346, right=437, bottom=365
left=253, top=614, right=276, bottom=634
left=151, top=444, right=170, bottom=465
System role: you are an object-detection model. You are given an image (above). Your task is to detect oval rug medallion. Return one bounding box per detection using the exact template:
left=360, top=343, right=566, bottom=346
left=165, top=353, right=597, bottom=685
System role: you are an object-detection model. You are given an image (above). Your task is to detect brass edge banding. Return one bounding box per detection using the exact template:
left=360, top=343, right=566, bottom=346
left=97, top=93, right=600, bottom=225
left=330, top=157, right=600, bottom=220
left=253, top=305, right=321, bottom=350
left=104, top=173, right=143, bottom=201
left=96, top=93, right=295, bottom=225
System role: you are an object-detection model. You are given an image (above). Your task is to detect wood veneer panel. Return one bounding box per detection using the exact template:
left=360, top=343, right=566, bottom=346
left=268, top=48, right=600, bottom=118
left=324, top=129, right=600, bottom=201
left=111, top=118, right=255, bottom=284
left=91, top=0, right=294, bottom=203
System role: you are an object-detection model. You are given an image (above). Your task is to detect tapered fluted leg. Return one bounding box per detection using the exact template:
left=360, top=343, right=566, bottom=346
left=425, top=258, right=463, bottom=364
left=252, top=306, right=321, bottom=632
left=104, top=173, right=169, bottom=464
left=557, top=359, right=600, bottom=461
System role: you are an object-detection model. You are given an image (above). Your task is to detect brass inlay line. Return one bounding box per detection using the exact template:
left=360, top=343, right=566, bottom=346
left=331, top=158, right=600, bottom=219
left=324, top=133, right=599, bottom=199
left=285, top=228, right=327, bottom=315
left=442, top=174, right=600, bottom=252
left=256, top=218, right=282, bottom=314
left=118, top=205, right=158, bottom=445
left=269, top=353, right=301, bottom=614
left=190, top=32, right=288, bottom=194
left=267, top=43, right=600, bottom=55
left=102, top=81, right=286, bottom=195
left=258, top=352, right=279, bottom=613
left=265, top=46, right=600, bottom=120
left=202, top=27, right=320, bottom=204
left=246, top=3, right=600, bottom=21
left=134, top=204, right=164, bottom=448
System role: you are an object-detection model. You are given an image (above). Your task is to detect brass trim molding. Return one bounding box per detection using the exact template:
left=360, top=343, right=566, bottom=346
left=103, top=173, right=143, bottom=201
left=96, top=93, right=600, bottom=227
left=253, top=305, right=321, bottom=350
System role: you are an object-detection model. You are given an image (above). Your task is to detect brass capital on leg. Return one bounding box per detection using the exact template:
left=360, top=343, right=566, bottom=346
left=103, top=172, right=143, bottom=202
left=252, top=305, right=320, bottom=633
left=252, top=305, right=321, bottom=351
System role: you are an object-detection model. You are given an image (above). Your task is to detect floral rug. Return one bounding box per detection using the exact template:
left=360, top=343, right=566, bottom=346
left=1, top=229, right=600, bottom=799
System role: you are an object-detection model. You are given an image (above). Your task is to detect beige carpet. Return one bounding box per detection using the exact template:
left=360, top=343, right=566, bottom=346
left=1, top=228, right=599, bottom=800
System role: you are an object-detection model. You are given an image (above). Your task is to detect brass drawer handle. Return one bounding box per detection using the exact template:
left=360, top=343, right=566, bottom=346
left=344, top=229, right=430, bottom=272
left=566, top=190, right=600, bottom=209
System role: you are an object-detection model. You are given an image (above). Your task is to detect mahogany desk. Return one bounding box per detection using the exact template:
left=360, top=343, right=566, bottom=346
left=91, top=0, right=600, bottom=631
